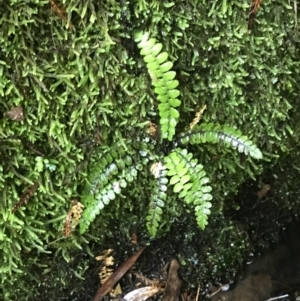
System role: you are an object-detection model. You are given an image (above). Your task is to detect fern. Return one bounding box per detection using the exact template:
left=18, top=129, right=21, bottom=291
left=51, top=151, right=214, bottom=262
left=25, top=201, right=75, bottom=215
left=177, top=123, right=263, bottom=160
left=146, top=149, right=213, bottom=237
left=164, top=148, right=213, bottom=230
left=79, top=149, right=136, bottom=234
left=146, top=163, right=168, bottom=237
left=79, top=33, right=263, bottom=238
left=135, top=32, right=181, bottom=141
left=79, top=141, right=153, bottom=234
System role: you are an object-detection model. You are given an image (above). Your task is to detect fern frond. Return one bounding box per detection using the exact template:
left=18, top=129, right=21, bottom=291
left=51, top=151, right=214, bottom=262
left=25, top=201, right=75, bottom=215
left=135, top=32, right=181, bottom=141
left=164, top=148, right=213, bottom=230
left=79, top=148, right=137, bottom=234
left=79, top=163, right=139, bottom=233
left=177, top=123, right=263, bottom=160
left=146, top=163, right=168, bottom=237
left=80, top=141, right=155, bottom=233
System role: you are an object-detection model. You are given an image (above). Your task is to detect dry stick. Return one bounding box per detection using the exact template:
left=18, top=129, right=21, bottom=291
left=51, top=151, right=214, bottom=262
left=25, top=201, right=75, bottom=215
left=266, top=295, right=289, bottom=301
left=24, top=142, right=45, bottom=157
left=92, top=247, right=146, bottom=301
left=12, top=181, right=39, bottom=213
left=207, top=286, right=223, bottom=299
left=195, top=284, right=200, bottom=301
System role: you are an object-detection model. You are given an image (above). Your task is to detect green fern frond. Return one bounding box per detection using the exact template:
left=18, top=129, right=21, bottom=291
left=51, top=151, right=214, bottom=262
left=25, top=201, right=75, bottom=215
left=178, top=123, right=263, bottom=160
left=80, top=140, right=154, bottom=234
left=164, top=148, right=213, bottom=230
left=146, top=165, right=168, bottom=237
left=79, top=150, right=137, bottom=234
left=135, top=32, right=181, bottom=141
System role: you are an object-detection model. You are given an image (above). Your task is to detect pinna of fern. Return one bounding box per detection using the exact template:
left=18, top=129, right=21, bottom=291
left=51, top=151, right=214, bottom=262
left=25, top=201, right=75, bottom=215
left=146, top=148, right=213, bottom=237
left=176, top=123, right=263, bottom=160
left=146, top=162, right=169, bottom=237
left=79, top=142, right=153, bottom=234
left=135, top=32, right=181, bottom=142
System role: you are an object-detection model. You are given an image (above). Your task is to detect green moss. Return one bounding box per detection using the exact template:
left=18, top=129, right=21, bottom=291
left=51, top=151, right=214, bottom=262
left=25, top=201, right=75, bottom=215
left=0, top=0, right=300, bottom=299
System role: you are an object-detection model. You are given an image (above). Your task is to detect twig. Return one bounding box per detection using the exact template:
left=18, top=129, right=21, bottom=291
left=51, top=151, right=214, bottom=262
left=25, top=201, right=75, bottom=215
left=195, top=284, right=200, bottom=301
left=92, top=247, right=146, bottom=301
left=266, top=294, right=289, bottom=301
left=207, top=287, right=222, bottom=299
left=12, top=181, right=39, bottom=213
left=207, top=284, right=229, bottom=299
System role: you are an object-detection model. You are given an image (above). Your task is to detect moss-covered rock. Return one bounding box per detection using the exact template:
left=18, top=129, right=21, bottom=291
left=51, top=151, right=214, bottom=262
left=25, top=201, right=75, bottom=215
left=1, top=0, right=300, bottom=299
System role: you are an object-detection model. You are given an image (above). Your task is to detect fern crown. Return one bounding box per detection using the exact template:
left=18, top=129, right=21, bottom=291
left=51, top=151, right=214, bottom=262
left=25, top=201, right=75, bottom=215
left=77, top=32, right=262, bottom=237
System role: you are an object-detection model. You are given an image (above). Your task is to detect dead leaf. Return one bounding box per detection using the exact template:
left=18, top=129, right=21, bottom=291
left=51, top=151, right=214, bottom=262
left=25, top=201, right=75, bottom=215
left=92, top=247, right=146, bottom=301
left=4, top=106, right=24, bottom=121
left=96, top=249, right=115, bottom=290
left=123, top=286, right=162, bottom=301
left=110, top=283, right=122, bottom=297
left=95, top=249, right=113, bottom=262
left=49, top=0, right=74, bottom=31
left=248, top=0, right=263, bottom=30
left=189, top=105, right=207, bottom=129
left=162, top=259, right=182, bottom=301
left=257, top=184, right=271, bottom=199
left=132, top=272, right=158, bottom=287
left=147, top=121, right=157, bottom=137
left=12, top=181, right=39, bottom=213
left=131, top=233, right=138, bottom=244
left=63, top=200, right=84, bottom=237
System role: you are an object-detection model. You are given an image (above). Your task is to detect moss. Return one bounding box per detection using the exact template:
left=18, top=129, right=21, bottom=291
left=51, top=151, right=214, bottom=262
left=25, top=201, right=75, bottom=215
left=1, top=0, right=300, bottom=299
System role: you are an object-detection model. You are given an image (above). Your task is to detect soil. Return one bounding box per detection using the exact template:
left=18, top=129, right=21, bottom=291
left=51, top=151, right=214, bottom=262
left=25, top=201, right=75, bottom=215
left=15, top=178, right=300, bottom=301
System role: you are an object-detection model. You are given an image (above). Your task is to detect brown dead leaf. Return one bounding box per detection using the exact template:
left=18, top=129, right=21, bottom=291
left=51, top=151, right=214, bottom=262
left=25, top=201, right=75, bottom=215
left=131, top=233, right=138, bottom=244
left=133, top=272, right=161, bottom=287
left=248, top=0, right=263, bottom=30
left=123, top=286, right=163, bottom=301
left=257, top=184, right=271, bottom=199
left=189, top=105, right=207, bottom=129
left=4, top=106, right=24, bottom=121
left=63, top=200, right=84, bottom=237
left=95, top=249, right=114, bottom=262
left=92, top=247, right=146, bottom=301
left=96, top=249, right=115, bottom=287
left=162, top=259, right=182, bottom=301
left=147, top=121, right=157, bottom=137
left=12, top=181, right=39, bottom=213
left=49, top=0, right=74, bottom=31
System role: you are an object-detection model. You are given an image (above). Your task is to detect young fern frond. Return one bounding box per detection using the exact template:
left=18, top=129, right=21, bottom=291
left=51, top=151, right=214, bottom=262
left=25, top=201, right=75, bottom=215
left=135, top=32, right=181, bottom=141
left=177, top=123, right=263, bottom=160
left=164, top=148, right=213, bottom=230
left=146, top=163, right=169, bottom=237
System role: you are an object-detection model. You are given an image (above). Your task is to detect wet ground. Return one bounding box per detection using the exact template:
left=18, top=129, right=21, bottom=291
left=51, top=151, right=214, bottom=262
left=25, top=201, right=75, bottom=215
left=9, top=177, right=300, bottom=301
